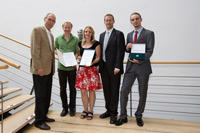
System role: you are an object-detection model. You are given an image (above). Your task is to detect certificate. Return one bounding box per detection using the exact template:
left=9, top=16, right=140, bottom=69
left=56, top=49, right=77, bottom=67
left=79, top=49, right=95, bottom=66
left=130, top=43, right=146, bottom=59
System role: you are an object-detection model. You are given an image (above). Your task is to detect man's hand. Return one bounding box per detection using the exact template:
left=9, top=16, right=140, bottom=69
left=38, top=69, right=44, bottom=76
left=126, top=43, right=133, bottom=49
left=128, top=57, right=139, bottom=64
left=114, top=69, right=120, bottom=75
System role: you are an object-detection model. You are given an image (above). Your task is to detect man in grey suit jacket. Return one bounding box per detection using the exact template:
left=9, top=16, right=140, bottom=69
left=99, top=14, right=125, bottom=124
left=30, top=13, right=56, bottom=130
left=115, top=12, right=155, bottom=127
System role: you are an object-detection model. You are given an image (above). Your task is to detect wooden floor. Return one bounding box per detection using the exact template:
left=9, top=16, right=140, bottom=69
left=24, top=110, right=200, bottom=133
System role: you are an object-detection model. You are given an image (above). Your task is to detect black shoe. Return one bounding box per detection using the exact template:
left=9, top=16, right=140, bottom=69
left=45, top=117, right=55, bottom=122
left=99, top=111, right=110, bottom=118
left=35, top=122, right=50, bottom=130
left=136, top=118, right=144, bottom=127
left=60, top=109, right=68, bottom=117
left=70, top=109, right=76, bottom=117
left=115, top=118, right=128, bottom=126
left=110, top=115, right=117, bottom=124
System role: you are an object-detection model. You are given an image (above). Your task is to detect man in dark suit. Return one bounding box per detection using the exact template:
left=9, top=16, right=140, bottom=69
left=30, top=13, right=56, bottom=130
left=99, top=14, right=125, bottom=124
left=115, top=12, right=155, bottom=127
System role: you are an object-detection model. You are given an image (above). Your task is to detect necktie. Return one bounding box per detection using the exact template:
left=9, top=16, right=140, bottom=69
left=133, top=30, right=138, bottom=43
left=103, top=32, right=109, bottom=62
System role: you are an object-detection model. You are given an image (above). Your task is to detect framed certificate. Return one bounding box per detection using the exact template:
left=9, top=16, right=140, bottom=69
left=129, top=43, right=146, bottom=59
left=56, top=49, right=77, bottom=67
left=79, top=49, right=95, bottom=66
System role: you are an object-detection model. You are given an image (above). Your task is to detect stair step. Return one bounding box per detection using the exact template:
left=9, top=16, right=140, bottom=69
left=0, top=81, right=8, bottom=85
left=0, top=102, right=53, bottom=133
left=0, top=87, right=22, bottom=98
left=0, top=94, right=35, bottom=115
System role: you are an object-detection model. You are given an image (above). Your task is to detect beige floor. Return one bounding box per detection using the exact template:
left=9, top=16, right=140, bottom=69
left=24, top=110, right=200, bottom=133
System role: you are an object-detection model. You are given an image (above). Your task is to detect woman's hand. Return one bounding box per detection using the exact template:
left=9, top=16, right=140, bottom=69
left=77, top=56, right=82, bottom=64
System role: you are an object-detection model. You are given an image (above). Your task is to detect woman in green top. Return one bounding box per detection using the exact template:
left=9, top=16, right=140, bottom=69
left=54, top=22, right=79, bottom=117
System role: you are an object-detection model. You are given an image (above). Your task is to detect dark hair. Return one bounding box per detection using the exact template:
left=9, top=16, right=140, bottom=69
left=104, top=14, right=115, bottom=21
left=130, top=12, right=142, bottom=19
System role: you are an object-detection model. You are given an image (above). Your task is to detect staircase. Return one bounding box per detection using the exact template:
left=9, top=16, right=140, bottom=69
left=0, top=81, right=36, bottom=133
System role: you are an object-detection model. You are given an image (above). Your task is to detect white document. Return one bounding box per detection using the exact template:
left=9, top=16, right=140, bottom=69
left=80, top=49, right=95, bottom=66
left=131, top=44, right=146, bottom=53
left=56, top=49, right=77, bottom=67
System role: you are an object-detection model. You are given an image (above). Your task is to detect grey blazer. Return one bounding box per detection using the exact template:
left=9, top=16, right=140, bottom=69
left=125, top=28, right=155, bottom=75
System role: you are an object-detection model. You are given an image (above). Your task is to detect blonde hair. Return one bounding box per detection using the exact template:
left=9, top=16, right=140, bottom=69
left=62, top=21, right=73, bottom=28
left=81, top=26, right=96, bottom=46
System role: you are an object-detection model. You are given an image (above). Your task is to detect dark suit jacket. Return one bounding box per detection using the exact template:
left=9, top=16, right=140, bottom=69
left=30, top=26, right=55, bottom=75
left=126, top=28, right=155, bottom=75
left=99, top=28, right=125, bottom=76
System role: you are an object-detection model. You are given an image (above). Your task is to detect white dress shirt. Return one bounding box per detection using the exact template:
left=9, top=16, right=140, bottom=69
left=44, top=26, right=53, bottom=51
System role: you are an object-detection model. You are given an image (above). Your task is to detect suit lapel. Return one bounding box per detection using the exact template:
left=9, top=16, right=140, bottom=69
left=130, top=31, right=134, bottom=43
left=101, top=32, right=106, bottom=44
left=50, top=33, right=54, bottom=52
left=106, top=28, right=115, bottom=48
left=42, top=27, right=52, bottom=52
left=137, top=28, right=145, bottom=43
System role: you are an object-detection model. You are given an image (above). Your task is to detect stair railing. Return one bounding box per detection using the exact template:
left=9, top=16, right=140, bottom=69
left=1, top=33, right=200, bottom=118
left=0, top=57, right=20, bottom=69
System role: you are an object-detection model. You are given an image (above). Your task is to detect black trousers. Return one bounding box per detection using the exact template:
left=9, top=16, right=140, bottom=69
left=58, top=69, right=76, bottom=111
left=33, top=72, right=53, bottom=125
left=101, top=62, right=121, bottom=116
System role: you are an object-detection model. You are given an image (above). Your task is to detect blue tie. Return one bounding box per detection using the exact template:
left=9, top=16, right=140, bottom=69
left=103, top=32, right=110, bottom=62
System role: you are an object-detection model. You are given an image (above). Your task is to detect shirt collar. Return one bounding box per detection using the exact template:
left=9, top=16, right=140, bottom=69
left=106, top=28, right=114, bottom=34
left=44, top=25, right=51, bottom=33
left=62, top=33, right=73, bottom=40
left=135, top=27, right=143, bottom=33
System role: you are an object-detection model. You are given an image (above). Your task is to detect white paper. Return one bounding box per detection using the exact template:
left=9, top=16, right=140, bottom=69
left=56, top=49, right=65, bottom=65
left=56, top=49, right=77, bottom=67
left=80, top=50, right=95, bottom=66
left=131, top=44, right=146, bottom=53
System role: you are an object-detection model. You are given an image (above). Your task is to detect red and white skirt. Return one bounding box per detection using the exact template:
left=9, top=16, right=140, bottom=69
left=75, top=66, right=102, bottom=91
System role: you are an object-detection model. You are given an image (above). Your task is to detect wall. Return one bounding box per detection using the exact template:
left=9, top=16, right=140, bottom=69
left=1, top=0, right=200, bottom=61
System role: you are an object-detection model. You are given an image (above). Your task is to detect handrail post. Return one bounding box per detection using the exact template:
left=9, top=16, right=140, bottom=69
left=30, top=85, right=34, bottom=95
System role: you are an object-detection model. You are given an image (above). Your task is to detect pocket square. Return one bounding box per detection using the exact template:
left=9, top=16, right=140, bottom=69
left=140, top=37, right=145, bottom=40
